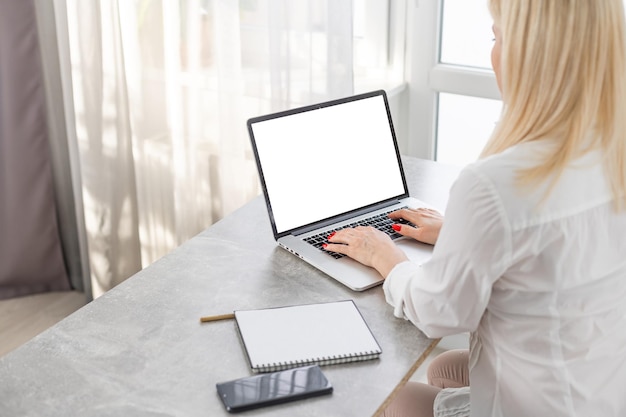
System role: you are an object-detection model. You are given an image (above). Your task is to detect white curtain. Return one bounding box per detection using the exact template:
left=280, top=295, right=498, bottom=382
left=60, top=0, right=358, bottom=297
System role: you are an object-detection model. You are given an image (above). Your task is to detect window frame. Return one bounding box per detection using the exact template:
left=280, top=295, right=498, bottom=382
left=404, top=1, right=501, bottom=160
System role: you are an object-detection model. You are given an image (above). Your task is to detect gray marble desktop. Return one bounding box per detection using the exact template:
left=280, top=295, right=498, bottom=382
left=0, top=156, right=461, bottom=417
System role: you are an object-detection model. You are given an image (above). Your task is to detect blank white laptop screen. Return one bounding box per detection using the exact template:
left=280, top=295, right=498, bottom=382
left=250, top=94, right=406, bottom=234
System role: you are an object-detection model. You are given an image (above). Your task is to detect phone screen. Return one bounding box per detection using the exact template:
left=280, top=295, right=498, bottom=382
left=216, top=365, right=333, bottom=412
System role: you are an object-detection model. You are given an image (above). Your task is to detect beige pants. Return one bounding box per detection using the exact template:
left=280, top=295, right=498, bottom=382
left=383, top=349, right=470, bottom=417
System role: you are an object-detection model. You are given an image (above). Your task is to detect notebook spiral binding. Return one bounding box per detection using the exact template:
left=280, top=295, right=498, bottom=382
left=255, top=350, right=381, bottom=373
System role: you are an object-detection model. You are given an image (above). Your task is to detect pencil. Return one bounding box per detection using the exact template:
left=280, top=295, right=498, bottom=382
left=199, top=313, right=235, bottom=323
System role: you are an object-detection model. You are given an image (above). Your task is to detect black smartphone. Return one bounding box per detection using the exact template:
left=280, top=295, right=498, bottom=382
left=216, top=365, right=333, bottom=413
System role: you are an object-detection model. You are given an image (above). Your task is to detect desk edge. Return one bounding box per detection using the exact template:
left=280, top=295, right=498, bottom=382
left=371, top=338, right=442, bottom=417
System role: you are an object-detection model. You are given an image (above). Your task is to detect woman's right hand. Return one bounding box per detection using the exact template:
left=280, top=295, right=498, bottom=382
left=388, top=207, right=444, bottom=245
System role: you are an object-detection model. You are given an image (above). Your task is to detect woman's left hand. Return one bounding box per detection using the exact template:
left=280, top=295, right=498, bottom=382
left=323, top=226, right=409, bottom=277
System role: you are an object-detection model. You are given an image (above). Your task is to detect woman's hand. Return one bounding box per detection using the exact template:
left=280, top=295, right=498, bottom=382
left=323, top=227, right=409, bottom=277
left=388, top=207, right=444, bottom=245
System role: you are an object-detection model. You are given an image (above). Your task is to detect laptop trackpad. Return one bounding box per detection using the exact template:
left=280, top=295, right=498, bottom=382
left=396, top=239, right=433, bottom=265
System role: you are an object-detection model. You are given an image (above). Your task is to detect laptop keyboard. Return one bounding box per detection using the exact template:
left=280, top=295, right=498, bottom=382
left=304, top=207, right=413, bottom=259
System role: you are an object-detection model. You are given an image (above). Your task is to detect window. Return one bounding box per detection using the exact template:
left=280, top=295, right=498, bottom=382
left=406, top=1, right=501, bottom=166
left=437, top=93, right=501, bottom=165
left=440, top=0, right=493, bottom=69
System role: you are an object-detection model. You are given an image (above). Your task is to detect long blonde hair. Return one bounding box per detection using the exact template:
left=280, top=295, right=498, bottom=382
left=484, top=0, right=626, bottom=209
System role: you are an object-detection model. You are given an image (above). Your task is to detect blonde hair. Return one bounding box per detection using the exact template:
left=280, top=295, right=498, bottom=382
left=484, top=0, right=626, bottom=209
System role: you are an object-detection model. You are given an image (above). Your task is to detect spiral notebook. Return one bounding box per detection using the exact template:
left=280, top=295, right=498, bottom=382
left=235, top=300, right=382, bottom=373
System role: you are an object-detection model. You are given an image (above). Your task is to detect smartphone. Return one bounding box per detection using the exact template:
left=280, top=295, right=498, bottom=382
left=216, top=365, right=333, bottom=413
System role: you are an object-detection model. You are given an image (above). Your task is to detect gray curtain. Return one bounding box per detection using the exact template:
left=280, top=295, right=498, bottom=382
left=0, top=0, right=71, bottom=299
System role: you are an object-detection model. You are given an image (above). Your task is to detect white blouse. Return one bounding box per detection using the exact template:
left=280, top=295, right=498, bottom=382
left=383, top=141, right=626, bottom=417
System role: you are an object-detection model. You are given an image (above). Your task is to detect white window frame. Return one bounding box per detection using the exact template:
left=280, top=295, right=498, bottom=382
left=404, top=1, right=501, bottom=160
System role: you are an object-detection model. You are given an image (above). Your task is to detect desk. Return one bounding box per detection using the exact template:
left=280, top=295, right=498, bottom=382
left=0, top=156, right=461, bottom=417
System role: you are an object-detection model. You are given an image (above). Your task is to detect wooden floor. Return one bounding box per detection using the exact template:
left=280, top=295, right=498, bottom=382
left=0, top=291, right=87, bottom=358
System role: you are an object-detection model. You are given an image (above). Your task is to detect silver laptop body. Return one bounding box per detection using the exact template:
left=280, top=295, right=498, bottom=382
left=247, top=90, right=433, bottom=291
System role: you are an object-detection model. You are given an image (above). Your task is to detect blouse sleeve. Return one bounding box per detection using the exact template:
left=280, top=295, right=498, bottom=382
left=382, top=166, right=512, bottom=338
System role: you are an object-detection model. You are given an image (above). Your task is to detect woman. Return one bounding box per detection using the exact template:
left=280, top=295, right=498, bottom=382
left=324, top=1, right=626, bottom=416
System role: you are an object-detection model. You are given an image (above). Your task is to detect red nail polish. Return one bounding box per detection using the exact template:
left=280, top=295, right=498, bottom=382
left=392, top=224, right=401, bottom=231
left=328, top=232, right=336, bottom=239
left=322, top=243, right=328, bottom=249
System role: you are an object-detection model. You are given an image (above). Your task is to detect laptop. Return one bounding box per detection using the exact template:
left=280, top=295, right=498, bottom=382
left=247, top=90, right=435, bottom=291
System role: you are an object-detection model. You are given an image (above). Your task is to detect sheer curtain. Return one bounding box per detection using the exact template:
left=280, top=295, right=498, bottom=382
left=59, top=0, right=361, bottom=297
